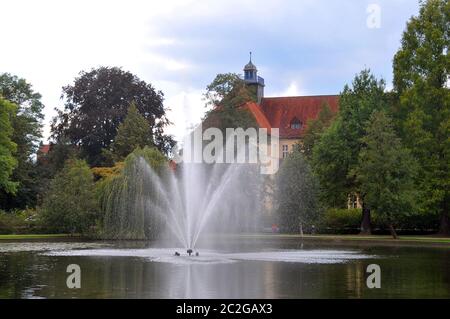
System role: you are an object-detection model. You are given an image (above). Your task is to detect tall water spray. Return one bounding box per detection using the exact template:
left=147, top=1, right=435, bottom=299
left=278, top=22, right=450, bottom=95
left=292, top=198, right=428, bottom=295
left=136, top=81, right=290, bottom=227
left=101, top=146, right=264, bottom=248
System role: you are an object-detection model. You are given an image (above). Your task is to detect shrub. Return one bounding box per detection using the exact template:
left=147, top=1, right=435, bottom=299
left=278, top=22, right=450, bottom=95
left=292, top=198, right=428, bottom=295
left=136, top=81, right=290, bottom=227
left=39, top=159, right=99, bottom=235
left=0, top=209, right=40, bottom=234
left=319, top=208, right=362, bottom=234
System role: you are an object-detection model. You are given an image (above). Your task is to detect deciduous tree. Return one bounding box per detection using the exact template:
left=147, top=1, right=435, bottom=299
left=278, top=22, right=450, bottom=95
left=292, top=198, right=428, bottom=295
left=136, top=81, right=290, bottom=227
left=392, top=0, right=450, bottom=235
left=0, top=97, right=18, bottom=194
left=51, top=67, right=174, bottom=166
left=312, top=70, right=388, bottom=234
left=354, top=111, right=417, bottom=239
left=276, top=147, right=321, bottom=234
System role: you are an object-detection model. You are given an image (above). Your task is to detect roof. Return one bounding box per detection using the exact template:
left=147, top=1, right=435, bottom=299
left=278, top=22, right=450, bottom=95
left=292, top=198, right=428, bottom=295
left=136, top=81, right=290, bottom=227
left=244, top=61, right=257, bottom=71
left=242, top=101, right=272, bottom=132
left=245, top=95, right=339, bottom=138
left=38, top=144, right=51, bottom=155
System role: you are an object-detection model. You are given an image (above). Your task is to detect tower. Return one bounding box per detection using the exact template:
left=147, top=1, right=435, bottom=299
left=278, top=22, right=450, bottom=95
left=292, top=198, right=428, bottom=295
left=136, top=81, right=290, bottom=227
left=243, top=52, right=265, bottom=103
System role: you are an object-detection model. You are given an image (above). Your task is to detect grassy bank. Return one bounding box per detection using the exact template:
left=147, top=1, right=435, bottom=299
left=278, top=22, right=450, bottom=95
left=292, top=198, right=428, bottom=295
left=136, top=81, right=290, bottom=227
left=0, top=234, right=75, bottom=240
left=238, top=233, right=450, bottom=245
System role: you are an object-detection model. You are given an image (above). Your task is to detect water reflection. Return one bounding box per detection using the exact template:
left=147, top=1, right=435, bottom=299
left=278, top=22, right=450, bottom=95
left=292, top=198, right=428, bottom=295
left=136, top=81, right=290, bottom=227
left=0, top=239, right=449, bottom=298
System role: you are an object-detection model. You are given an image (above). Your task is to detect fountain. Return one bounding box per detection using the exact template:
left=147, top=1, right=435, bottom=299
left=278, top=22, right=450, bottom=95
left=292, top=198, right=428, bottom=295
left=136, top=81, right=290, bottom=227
left=100, top=146, right=264, bottom=248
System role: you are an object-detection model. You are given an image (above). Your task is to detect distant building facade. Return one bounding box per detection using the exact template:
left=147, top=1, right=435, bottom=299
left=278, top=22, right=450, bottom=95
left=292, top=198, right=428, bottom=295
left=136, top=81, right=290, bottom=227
left=240, top=57, right=339, bottom=160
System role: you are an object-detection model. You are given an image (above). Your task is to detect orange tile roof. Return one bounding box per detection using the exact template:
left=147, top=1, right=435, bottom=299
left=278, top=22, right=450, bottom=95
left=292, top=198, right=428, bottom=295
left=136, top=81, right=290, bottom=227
left=244, top=95, right=339, bottom=138
left=242, top=101, right=272, bottom=132
left=38, top=144, right=51, bottom=154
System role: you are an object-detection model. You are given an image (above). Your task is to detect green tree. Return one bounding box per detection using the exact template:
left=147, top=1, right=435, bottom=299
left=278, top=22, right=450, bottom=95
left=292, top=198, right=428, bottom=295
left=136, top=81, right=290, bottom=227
left=392, top=0, right=450, bottom=235
left=276, top=147, right=321, bottom=234
left=40, top=159, right=99, bottom=234
left=312, top=69, right=387, bottom=234
left=204, top=73, right=257, bottom=108
left=354, top=111, right=417, bottom=239
left=301, top=102, right=335, bottom=160
left=0, top=97, right=18, bottom=194
left=100, top=146, right=167, bottom=239
left=203, top=73, right=257, bottom=131
left=0, top=73, right=44, bottom=209
left=109, top=102, right=152, bottom=161
left=51, top=67, right=174, bottom=166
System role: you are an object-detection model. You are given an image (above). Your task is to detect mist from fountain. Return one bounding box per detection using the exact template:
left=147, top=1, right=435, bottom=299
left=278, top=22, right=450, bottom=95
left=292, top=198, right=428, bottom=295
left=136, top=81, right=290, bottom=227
left=139, top=157, right=262, bottom=249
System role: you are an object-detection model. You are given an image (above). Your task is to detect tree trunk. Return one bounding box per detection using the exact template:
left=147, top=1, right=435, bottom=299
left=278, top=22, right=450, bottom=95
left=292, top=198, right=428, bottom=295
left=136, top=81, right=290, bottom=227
left=299, top=222, right=304, bottom=237
left=360, top=202, right=372, bottom=235
left=388, top=223, right=398, bottom=240
left=438, top=201, right=449, bottom=236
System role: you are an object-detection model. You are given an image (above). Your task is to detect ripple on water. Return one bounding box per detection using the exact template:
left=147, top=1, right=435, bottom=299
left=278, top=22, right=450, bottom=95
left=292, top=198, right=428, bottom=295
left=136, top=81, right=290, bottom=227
left=43, top=248, right=376, bottom=265
left=0, top=242, right=109, bottom=253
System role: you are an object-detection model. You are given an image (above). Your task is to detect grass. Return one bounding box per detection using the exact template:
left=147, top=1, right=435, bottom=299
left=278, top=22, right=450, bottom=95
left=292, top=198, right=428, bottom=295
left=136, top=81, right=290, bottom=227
left=0, top=234, right=75, bottom=240
left=239, top=233, right=450, bottom=244
left=1, top=233, right=449, bottom=245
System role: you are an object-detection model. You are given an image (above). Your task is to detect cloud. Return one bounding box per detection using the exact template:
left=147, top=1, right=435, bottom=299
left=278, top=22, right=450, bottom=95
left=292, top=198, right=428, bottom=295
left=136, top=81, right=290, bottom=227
left=0, top=0, right=420, bottom=143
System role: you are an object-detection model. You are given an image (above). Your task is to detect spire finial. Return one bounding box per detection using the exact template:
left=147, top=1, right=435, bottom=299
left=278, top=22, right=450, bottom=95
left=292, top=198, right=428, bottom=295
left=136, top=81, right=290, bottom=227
left=249, top=51, right=252, bottom=62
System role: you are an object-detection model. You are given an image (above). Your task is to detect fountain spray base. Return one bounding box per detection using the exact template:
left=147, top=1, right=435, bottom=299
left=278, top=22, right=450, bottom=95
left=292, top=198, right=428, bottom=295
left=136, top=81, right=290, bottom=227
left=174, top=249, right=199, bottom=257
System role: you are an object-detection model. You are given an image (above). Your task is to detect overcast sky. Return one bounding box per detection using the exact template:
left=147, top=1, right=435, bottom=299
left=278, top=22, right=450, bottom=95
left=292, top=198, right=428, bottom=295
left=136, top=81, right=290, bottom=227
left=1, top=0, right=419, bottom=142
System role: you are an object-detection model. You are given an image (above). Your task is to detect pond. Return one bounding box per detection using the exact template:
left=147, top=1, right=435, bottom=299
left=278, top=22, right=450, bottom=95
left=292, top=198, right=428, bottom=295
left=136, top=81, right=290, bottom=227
left=0, top=237, right=449, bottom=298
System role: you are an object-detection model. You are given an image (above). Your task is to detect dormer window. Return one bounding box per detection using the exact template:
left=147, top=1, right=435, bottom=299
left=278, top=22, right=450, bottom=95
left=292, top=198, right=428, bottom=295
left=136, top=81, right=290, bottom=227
left=290, top=117, right=302, bottom=129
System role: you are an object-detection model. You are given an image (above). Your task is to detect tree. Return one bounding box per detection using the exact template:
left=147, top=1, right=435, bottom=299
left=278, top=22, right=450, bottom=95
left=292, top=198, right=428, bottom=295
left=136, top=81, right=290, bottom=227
left=0, top=97, right=18, bottom=194
left=40, top=159, right=99, bottom=234
left=51, top=66, right=174, bottom=166
left=301, top=102, right=335, bottom=160
left=0, top=73, right=44, bottom=209
left=100, top=146, right=167, bottom=239
left=354, top=111, right=417, bottom=239
left=204, top=73, right=257, bottom=108
left=392, top=0, right=450, bottom=235
left=109, top=102, right=152, bottom=161
left=203, top=73, right=257, bottom=131
left=276, top=147, right=321, bottom=234
left=312, top=69, right=387, bottom=234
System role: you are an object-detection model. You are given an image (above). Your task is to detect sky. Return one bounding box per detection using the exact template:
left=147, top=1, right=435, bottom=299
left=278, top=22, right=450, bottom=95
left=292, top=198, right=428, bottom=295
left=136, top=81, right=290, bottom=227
left=0, top=0, right=420, bottom=142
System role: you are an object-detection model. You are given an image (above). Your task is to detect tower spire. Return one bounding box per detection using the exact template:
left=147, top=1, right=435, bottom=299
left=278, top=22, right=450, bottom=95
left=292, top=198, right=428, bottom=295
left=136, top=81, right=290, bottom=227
left=249, top=51, right=252, bottom=63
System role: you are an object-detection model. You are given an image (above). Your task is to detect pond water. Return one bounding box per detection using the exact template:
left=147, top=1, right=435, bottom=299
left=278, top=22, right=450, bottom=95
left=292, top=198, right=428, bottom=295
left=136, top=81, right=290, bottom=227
left=0, top=237, right=449, bottom=298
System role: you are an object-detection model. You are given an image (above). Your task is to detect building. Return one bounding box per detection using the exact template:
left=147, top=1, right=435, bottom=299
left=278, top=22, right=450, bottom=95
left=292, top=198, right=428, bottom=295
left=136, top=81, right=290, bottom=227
left=239, top=56, right=362, bottom=210
left=240, top=56, right=339, bottom=159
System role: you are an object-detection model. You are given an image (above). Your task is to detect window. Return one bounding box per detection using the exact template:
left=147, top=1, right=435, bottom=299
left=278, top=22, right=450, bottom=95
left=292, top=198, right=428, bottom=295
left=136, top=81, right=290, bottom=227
left=282, top=145, right=289, bottom=158
left=290, top=117, right=302, bottom=129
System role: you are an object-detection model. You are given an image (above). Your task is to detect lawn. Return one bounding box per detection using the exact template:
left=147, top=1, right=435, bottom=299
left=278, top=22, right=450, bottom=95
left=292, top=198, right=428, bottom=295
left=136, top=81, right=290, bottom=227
left=0, top=234, right=75, bottom=240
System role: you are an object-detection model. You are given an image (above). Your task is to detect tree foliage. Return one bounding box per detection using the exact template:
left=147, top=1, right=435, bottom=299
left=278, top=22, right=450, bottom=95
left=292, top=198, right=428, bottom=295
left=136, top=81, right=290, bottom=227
left=109, top=102, right=153, bottom=161
left=301, top=102, right=335, bottom=160
left=40, top=159, right=99, bottom=234
left=204, top=73, right=256, bottom=108
left=392, top=0, right=450, bottom=234
left=312, top=70, right=387, bottom=233
left=276, top=147, right=321, bottom=233
left=100, top=146, right=167, bottom=239
left=51, top=67, right=174, bottom=166
left=0, top=97, right=18, bottom=194
left=0, top=73, right=44, bottom=209
left=354, top=111, right=418, bottom=238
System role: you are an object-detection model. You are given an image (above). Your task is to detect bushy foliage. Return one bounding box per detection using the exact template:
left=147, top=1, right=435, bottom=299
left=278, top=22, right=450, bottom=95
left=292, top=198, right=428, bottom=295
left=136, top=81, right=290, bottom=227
left=354, top=111, right=418, bottom=237
left=276, top=148, right=321, bottom=233
left=0, top=73, right=44, bottom=209
left=392, top=0, right=450, bottom=234
left=0, top=97, right=18, bottom=194
left=51, top=67, right=174, bottom=166
left=99, top=146, right=167, bottom=239
left=40, top=159, right=99, bottom=234
left=0, top=209, right=39, bottom=234
left=109, top=103, right=153, bottom=161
